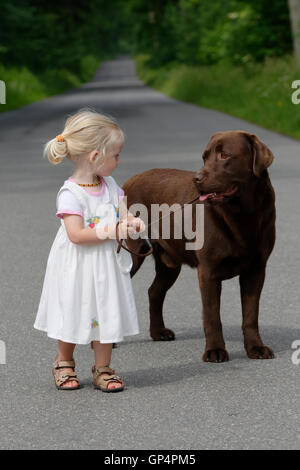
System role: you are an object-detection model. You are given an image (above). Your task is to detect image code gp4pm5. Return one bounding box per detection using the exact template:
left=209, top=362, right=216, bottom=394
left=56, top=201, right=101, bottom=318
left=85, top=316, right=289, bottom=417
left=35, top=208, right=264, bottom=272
left=147, top=454, right=196, bottom=465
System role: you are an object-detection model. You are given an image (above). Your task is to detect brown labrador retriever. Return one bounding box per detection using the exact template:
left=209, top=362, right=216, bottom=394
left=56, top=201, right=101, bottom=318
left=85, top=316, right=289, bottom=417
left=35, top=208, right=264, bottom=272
left=123, top=131, right=276, bottom=362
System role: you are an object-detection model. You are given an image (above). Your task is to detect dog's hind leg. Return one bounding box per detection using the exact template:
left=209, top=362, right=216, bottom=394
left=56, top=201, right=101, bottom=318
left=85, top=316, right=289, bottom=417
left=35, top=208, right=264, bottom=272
left=130, top=254, right=145, bottom=278
left=127, top=238, right=149, bottom=278
left=148, top=247, right=181, bottom=341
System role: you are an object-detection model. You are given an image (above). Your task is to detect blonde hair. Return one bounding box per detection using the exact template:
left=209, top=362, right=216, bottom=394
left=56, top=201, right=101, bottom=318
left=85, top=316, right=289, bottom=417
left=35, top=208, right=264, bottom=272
left=44, top=109, right=125, bottom=165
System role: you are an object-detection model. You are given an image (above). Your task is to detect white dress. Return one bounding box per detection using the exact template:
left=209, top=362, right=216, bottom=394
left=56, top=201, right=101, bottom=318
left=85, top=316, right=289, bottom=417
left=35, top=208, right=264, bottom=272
left=34, top=176, right=140, bottom=344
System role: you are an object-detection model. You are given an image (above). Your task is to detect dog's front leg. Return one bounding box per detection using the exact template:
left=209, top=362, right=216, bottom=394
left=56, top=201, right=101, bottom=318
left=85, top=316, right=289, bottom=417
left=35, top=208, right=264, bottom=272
left=239, top=265, right=274, bottom=359
left=148, top=255, right=181, bottom=341
left=197, top=267, right=229, bottom=362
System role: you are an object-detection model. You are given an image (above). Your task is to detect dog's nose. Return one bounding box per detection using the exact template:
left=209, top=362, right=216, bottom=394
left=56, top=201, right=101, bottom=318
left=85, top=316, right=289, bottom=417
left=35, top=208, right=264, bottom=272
left=193, top=173, right=206, bottom=184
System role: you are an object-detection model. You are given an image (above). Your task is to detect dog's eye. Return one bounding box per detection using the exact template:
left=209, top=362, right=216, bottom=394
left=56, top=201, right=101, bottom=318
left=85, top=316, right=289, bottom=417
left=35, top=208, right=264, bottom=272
left=217, top=152, right=231, bottom=160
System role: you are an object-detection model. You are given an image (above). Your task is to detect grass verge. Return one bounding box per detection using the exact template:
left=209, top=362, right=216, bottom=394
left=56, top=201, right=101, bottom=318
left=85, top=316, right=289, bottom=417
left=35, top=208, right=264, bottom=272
left=0, top=55, right=101, bottom=113
left=136, top=54, right=300, bottom=139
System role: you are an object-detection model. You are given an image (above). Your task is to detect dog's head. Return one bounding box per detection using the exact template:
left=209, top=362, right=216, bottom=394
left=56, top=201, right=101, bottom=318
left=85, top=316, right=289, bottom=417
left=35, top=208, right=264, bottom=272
left=193, top=131, right=274, bottom=203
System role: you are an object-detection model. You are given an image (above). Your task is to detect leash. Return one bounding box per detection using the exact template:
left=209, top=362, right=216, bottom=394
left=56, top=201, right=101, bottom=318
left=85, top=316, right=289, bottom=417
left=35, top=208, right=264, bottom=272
left=116, top=195, right=200, bottom=258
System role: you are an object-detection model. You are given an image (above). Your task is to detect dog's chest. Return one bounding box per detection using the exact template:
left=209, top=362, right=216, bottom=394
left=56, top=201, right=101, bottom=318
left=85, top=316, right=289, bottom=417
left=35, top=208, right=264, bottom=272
left=214, top=255, right=254, bottom=280
left=204, top=209, right=268, bottom=278
left=208, top=209, right=260, bottom=248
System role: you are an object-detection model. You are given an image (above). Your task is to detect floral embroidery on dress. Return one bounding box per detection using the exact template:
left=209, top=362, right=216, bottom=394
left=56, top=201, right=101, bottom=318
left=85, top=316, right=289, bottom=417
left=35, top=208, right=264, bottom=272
left=87, top=216, right=101, bottom=228
left=91, top=318, right=99, bottom=329
left=114, top=205, right=119, bottom=219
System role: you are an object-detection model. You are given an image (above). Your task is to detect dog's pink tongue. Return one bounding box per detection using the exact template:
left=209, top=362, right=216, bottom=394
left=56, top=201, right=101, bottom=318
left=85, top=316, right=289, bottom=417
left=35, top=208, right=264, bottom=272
left=199, top=193, right=214, bottom=202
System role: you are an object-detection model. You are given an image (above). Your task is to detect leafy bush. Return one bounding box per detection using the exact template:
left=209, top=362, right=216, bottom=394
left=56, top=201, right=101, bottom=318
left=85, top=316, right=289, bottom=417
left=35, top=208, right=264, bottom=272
left=129, top=0, right=292, bottom=66
left=0, top=55, right=100, bottom=112
left=0, top=0, right=126, bottom=73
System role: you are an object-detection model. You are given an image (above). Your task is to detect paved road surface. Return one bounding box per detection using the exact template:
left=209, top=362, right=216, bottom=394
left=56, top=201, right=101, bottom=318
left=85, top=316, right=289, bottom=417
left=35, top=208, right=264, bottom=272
left=0, top=57, right=299, bottom=450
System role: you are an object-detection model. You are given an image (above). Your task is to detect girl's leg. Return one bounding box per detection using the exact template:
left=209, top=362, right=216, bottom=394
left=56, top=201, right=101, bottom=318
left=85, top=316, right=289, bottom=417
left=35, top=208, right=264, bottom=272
left=57, top=340, right=76, bottom=361
left=92, top=341, right=121, bottom=390
left=54, top=340, right=78, bottom=388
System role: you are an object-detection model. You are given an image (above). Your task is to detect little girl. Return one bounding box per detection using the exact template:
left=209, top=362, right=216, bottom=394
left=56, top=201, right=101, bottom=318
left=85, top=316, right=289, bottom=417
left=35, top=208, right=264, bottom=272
left=34, top=109, right=145, bottom=392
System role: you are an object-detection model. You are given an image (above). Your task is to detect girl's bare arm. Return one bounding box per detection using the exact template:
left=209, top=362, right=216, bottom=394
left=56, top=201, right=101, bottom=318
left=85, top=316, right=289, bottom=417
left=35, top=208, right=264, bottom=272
left=63, top=213, right=141, bottom=245
left=63, top=197, right=144, bottom=245
left=63, top=215, right=117, bottom=245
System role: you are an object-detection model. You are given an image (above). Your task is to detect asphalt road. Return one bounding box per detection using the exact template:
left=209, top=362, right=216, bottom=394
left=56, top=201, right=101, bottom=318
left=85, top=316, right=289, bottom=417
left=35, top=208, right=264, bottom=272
left=0, top=57, right=299, bottom=450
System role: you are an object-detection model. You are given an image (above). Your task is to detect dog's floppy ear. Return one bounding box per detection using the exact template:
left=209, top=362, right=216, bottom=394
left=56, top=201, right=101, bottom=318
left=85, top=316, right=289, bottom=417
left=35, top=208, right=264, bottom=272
left=247, top=133, right=274, bottom=177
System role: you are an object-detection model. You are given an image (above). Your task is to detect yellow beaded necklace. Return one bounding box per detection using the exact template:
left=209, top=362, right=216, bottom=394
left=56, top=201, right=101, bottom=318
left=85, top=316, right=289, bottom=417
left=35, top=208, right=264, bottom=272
left=77, top=176, right=102, bottom=187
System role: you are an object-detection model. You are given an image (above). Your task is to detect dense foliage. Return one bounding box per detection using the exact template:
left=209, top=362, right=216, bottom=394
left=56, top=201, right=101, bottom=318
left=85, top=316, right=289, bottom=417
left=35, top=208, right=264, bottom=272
left=0, top=0, right=127, bottom=75
left=0, top=0, right=293, bottom=72
left=126, top=0, right=293, bottom=66
left=0, top=0, right=295, bottom=113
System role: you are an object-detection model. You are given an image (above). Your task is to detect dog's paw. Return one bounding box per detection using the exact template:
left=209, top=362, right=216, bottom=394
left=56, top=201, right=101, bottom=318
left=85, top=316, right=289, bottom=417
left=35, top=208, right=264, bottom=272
left=202, top=348, right=229, bottom=363
left=151, top=328, right=175, bottom=341
left=246, top=345, right=275, bottom=359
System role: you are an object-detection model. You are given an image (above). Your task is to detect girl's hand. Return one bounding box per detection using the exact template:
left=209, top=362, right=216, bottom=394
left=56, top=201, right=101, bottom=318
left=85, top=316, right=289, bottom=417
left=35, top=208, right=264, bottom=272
left=97, top=221, right=135, bottom=240
left=96, top=219, right=145, bottom=241
left=117, top=220, right=135, bottom=239
left=129, top=217, right=146, bottom=233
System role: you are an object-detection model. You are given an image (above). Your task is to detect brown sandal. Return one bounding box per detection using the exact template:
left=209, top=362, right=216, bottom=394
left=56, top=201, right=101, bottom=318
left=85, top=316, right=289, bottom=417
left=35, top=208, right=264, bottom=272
left=53, top=359, right=81, bottom=390
left=92, top=365, right=124, bottom=393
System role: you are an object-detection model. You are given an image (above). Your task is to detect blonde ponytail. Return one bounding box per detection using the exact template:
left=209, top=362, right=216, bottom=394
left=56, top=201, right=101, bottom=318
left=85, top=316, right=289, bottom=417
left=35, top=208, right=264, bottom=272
left=44, top=135, right=69, bottom=165
left=44, top=108, right=124, bottom=166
